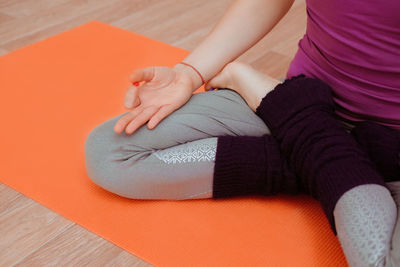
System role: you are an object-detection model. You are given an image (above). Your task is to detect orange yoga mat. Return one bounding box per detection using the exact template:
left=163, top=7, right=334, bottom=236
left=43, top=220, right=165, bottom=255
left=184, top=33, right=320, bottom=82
left=0, top=21, right=347, bottom=266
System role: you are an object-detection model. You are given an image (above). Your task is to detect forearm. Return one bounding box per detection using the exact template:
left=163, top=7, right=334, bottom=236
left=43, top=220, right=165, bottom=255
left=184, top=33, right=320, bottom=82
left=175, top=0, right=294, bottom=90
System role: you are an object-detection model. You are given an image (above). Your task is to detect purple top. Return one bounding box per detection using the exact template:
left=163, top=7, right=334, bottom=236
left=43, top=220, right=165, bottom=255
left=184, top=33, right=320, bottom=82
left=287, top=0, right=400, bottom=130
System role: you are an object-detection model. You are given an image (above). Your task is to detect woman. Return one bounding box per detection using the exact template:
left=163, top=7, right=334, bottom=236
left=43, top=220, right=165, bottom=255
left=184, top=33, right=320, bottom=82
left=84, top=0, right=400, bottom=265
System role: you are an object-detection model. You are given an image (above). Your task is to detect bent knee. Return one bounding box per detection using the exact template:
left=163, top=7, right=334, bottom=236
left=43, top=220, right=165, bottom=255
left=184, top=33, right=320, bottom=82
left=84, top=120, right=164, bottom=199
left=84, top=121, right=117, bottom=191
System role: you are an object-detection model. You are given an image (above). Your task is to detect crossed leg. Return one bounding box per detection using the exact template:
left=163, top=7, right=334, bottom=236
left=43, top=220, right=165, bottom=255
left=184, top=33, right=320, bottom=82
left=84, top=89, right=268, bottom=200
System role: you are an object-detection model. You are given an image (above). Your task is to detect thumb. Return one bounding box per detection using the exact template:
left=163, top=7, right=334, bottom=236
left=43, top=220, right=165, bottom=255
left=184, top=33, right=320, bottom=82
left=130, top=67, right=155, bottom=84
left=124, top=86, right=140, bottom=109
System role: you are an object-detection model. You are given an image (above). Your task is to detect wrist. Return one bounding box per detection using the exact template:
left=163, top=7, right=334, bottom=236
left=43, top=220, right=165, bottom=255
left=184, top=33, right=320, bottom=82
left=173, top=63, right=204, bottom=91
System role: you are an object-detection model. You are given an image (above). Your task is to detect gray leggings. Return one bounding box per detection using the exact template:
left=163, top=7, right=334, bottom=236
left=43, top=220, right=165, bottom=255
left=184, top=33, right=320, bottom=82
left=84, top=89, right=269, bottom=200
left=84, top=89, right=400, bottom=266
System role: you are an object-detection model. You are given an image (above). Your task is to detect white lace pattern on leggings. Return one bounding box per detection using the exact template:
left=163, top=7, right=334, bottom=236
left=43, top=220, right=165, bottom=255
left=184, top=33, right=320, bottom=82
left=334, top=184, right=397, bottom=267
left=154, top=138, right=217, bottom=164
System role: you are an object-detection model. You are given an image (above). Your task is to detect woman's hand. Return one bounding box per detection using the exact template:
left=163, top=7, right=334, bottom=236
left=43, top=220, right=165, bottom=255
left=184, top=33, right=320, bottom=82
left=206, top=62, right=281, bottom=112
left=114, top=65, right=200, bottom=134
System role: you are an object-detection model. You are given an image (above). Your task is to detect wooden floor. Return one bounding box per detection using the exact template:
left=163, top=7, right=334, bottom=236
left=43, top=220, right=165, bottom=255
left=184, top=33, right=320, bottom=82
left=0, top=0, right=306, bottom=266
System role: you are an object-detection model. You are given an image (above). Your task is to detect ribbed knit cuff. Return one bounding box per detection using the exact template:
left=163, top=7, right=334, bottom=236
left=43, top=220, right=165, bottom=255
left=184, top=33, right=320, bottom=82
left=212, top=135, right=283, bottom=199
left=213, top=135, right=266, bottom=198
left=255, top=75, right=334, bottom=132
left=317, top=163, right=386, bottom=235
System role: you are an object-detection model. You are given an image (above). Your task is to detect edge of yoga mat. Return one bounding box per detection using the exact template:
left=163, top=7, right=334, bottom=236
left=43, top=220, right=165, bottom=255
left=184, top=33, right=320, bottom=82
left=0, top=21, right=347, bottom=267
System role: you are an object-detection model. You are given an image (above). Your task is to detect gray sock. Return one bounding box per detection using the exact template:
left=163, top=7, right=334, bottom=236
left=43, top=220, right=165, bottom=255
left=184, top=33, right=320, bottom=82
left=334, top=184, right=397, bottom=267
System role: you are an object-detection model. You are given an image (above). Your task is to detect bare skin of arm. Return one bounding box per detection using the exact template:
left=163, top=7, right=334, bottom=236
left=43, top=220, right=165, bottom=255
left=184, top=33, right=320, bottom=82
left=114, top=0, right=294, bottom=135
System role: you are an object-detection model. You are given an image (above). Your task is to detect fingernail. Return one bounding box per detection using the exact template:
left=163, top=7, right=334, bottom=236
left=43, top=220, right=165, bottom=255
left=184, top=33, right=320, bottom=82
left=133, top=82, right=139, bottom=86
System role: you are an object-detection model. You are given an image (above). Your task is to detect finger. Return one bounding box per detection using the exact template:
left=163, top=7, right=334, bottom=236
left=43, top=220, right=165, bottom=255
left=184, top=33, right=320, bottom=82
left=147, top=105, right=176, bottom=129
left=129, top=67, right=155, bottom=83
left=113, top=108, right=143, bottom=134
left=124, top=86, right=140, bottom=109
left=125, top=106, right=158, bottom=134
left=114, top=112, right=135, bottom=134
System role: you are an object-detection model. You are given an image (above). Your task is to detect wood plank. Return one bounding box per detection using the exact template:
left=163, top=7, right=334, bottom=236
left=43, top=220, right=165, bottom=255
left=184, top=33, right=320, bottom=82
left=0, top=0, right=70, bottom=18
left=0, top=183, right=22, bottom=215
left=270, top=1, right=307, bottom=56
left=251, top=51, right=293, bottom=79
left=0, top=0, right=113, bottom=45
left=0, top=47, right=9, bottom=56
left=113, top=0, right=232, bottom=47
left=0, top=12, right=14, bottom=23
left=0, top=187, right=73, bottom=266
left=1, top=0, right=160, bottom=52
left=105, top=250, right=154, bottom=267
left=0, top=0, right=21, bottom=9
left=14, top=224, right=153, bottom=266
